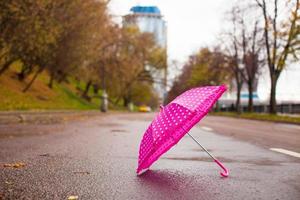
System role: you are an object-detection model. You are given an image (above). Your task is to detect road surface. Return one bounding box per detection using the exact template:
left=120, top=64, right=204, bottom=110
left=0, top=112, right=300, bottom=199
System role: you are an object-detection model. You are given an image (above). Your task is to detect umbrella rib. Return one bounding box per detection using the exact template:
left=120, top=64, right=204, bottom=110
left=187, top=132, right=229, bottom=177
left=187, top=133, right=216, bottom=160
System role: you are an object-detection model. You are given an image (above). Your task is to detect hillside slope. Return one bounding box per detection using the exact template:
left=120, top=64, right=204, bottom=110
left=0, top=66, right=99, bottom=110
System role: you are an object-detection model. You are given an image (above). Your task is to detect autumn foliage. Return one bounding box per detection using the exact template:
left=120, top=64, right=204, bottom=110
left=0, top=0, right=166, bottom=108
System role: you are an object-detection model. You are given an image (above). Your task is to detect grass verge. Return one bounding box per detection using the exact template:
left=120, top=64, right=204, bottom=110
left=211, top=112, right=300, bottom=125
left=0, top=63, right=99, bottom=110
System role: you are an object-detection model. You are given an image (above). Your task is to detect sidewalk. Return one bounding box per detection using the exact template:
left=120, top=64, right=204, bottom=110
left=0, top=110, right=103, bottom=125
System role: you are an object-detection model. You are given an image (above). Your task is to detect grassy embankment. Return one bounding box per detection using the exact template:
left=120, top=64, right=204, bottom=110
left=211, top=112, right=300, bottom=125
left=0, top=62, right=100, bottom=110
left=1, top=63, right=299, bottom=125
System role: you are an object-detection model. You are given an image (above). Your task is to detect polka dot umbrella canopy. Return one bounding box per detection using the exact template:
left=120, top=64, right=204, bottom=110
left=137, top=85, right=229, bottom=177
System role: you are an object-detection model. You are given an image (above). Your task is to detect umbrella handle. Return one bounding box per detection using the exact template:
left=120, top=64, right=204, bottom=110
left=187, top=133, right=229, bottom=178
left=214, top=159, right=229, bottom=177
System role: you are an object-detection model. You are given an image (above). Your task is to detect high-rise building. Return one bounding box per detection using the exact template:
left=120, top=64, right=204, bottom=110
left=123, top=6, right=167, bottom=47
left=123, top=6, right=167, bottom=104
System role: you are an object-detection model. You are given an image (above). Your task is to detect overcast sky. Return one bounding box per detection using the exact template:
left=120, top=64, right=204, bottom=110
left=108, top=0, right=300, bottom=102
left=108, top=0, right=235, bottom=63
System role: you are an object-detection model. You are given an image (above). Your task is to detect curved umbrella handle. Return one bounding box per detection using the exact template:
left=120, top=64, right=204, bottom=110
left=187, top=133, right=229, bottom=178
left=214, top=159, right=229, bottom=177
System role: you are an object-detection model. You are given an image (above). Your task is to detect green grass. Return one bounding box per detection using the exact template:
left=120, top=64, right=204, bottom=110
left=0, top=63, right=99, bottom=110
left=211, top=112, right=300, bottom=125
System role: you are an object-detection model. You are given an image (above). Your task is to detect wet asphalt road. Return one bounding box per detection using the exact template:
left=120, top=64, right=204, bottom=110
left=0, top=112, right=300, bottom=199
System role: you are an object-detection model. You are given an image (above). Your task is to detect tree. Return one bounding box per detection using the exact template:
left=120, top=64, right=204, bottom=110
left=0, top=0, right=111, bottom=92
left=131, top=81, right=159, bottom=108
left=167, top=47, right=230, bottom=103
left=167, top=63, right=193, bottom=102
left=255, top=0, right=300, bottom=113
left=0, top=0, right=61, bottom=84
left=0, top=0, right=164, bottom=108
left=47, top=0, right=110, bottom=89
left=221, top=6, right=245, bottom=113
left=239, top=12, right=264, bottom=112
left=107, top=27, right=165, bottom=107
left=221, top=3, right=266, bottom=113
left=188, top=47, right=229, bottom=87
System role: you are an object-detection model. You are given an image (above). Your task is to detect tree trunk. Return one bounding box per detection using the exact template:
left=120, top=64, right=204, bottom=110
left=18, top=70, right=26, bottom=81
left=18, top=66, right=32, bottom=81
left=48, top=73, right=54, bottom=88
left=93, top=84, right=99, bottom=94
left=123, top=96, right=129, bottom=108
left=269, top=74, right=278, bottom=114
left=236, top=83, right=242, bottom=114
left=57, top=73, right=67, bottom=83
left=0, top=60, right=14, bottom=75
left=82, top=80, right=92, bottom=100
left=247, top=80, right=254, bottom=112
left=215, top=100, right=220, bottom=112
left=22, top=69, right=42, bottom=92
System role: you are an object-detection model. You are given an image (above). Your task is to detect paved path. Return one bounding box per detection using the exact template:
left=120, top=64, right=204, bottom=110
left=0, top=113, right=299, bottom=199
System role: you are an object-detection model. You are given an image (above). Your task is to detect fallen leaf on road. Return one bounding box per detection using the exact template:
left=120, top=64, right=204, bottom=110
left=5, top=181, right=13, bottom=185
left=39, top=153, right=50, bottom=157
left=3, top=162, right=26, bottom=168
left=68, top=195, right=79, bottom=200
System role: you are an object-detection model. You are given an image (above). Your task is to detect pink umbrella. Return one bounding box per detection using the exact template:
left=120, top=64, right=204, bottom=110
left=136, top=84, right=229, bottom=177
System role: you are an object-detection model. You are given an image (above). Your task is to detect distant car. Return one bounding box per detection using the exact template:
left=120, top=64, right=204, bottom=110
left=138, top=105, right=152, bottom=112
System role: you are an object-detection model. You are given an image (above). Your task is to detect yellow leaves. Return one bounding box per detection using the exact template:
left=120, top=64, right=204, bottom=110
left=67, top=195, right=79, bottom=200
left=3, top=162, right=26, bottom=168
left=5, top=181, right=13, bottom=185
left=124, top=26, right=140, bottom=35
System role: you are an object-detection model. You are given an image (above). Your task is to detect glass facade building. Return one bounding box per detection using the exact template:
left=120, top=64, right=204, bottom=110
left=123, top=6, right=167, bottom=48
left=123, top=6, right=167, bottom=103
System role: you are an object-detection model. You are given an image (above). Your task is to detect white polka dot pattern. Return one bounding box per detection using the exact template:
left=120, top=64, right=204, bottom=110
left=172, top=86, right=222, bottom=112
left=138, top=103, right=195, bottom=167
left=136, top=85, right=227, bottom=174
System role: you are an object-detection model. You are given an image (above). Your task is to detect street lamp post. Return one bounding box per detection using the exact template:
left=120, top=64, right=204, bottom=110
left=101, top=90, right=108, bottom=112
left=100, top=64, right=108, bottom=112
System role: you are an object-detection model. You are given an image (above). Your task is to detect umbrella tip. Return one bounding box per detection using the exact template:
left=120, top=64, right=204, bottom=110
left=136, top=168, right=149, bottom=176
left=220, top=84, right=227, bottom=90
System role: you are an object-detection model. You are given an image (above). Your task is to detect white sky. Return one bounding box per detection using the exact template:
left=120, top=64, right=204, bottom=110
left=108, top=0, right=235, bottom=63
left=108, top=0, right=300, bottom=102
